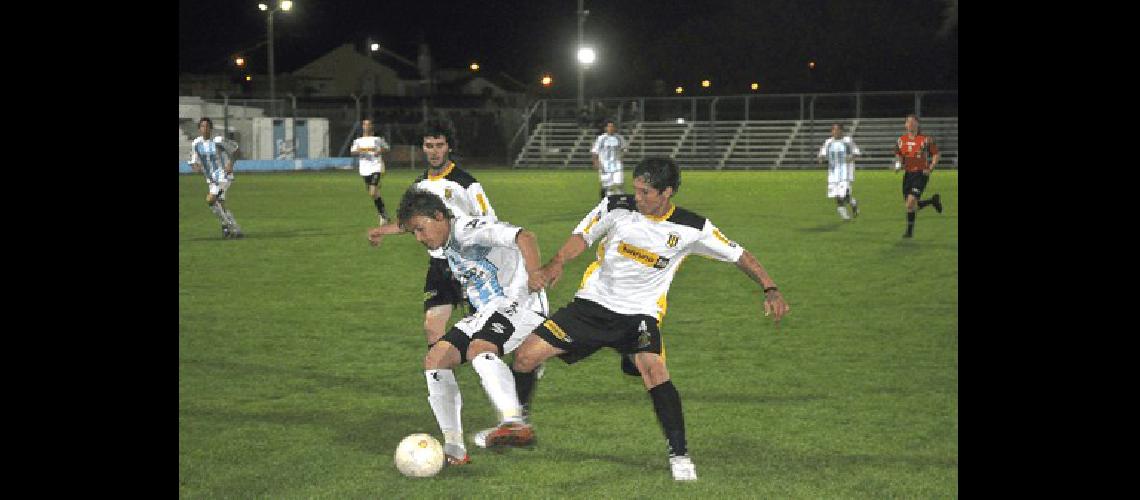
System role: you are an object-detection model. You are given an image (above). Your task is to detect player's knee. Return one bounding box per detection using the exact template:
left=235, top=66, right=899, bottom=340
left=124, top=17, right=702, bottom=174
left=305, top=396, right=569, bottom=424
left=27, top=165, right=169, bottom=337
left=512, top=346, right=542, bottom=373
left=467, top=340, right=499, bottom=360
left=636, top=354, right=670, bottom=387
left=423, top=342, right=455, bottom=370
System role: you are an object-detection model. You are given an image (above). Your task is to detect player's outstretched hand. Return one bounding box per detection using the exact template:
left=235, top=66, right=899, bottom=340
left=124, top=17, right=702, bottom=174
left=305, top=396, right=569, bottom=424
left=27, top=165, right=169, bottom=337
left=367, top=227, right=385, bottom=247
left=540, top=261, right=565, bottom=288
left=763, top=289, right=790, bottom=327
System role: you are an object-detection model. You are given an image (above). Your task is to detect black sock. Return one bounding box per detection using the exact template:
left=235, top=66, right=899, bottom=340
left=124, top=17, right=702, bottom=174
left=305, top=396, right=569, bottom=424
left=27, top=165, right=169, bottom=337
left=906, top=211, right=916, bottom=235
left=373, top=197, right=387, bottom=218
left=648, top=380, right=687, bottom=456
left=917, top=199, right=931, bottom=209
left=512, top=367, right=538, bottom=415
left=600, top=188, right=606, bottom=200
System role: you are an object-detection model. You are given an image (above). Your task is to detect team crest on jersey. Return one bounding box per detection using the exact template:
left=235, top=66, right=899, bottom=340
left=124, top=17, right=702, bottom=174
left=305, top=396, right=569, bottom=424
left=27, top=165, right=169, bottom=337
left=666, top=232, right=680, bottom=248
left=444, top=188, right=453, bottom=200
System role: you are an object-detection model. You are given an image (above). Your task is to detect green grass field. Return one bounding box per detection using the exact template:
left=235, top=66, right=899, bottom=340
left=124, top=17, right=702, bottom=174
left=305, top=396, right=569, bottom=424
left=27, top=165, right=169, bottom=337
left=179, top=168, right=957, bottom=498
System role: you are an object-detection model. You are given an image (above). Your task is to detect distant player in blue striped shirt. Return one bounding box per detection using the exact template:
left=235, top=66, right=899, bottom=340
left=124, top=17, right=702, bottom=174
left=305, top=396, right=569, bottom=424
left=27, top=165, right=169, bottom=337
left=817, top=123, right=862, bottom=220
left=189, top=117, right=243, bottom=238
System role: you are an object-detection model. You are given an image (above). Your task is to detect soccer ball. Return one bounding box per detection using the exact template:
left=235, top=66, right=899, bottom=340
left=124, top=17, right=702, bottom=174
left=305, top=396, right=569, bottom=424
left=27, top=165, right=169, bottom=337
left=394, top=433, right=445, bottom=478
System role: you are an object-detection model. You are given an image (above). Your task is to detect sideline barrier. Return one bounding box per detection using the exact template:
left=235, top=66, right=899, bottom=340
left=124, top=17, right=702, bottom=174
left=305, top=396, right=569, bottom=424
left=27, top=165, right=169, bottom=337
left=178, top=158, right=353, bottom=174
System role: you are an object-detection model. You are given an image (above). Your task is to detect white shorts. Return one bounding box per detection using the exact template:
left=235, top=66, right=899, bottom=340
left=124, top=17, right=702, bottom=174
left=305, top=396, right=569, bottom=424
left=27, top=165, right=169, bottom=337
left=450, top=291, right=549, bottom=356
left=207, top=176, right=233, bottom=199
left=827, top=181, right=850, bottom=199
left=359, top=159, right=384, bottom=176
left=598, top=170, right=623, bottom=188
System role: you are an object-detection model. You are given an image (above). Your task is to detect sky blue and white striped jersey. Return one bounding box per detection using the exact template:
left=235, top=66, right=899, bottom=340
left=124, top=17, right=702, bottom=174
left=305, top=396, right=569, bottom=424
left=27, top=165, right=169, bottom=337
left=443, top=216, right=529, bottom=311
left=818, top=136, right=861, bottom=180
left=190, top=136, right=238, bottom=183
left=591, top=133, right=627, bottom=173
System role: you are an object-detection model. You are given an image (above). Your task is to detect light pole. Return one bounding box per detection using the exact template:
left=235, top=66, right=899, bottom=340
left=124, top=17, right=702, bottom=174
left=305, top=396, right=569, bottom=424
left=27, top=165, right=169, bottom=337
left=576, top=0, right=590, bottom=112
left=258, top=1, right=293, bottom=117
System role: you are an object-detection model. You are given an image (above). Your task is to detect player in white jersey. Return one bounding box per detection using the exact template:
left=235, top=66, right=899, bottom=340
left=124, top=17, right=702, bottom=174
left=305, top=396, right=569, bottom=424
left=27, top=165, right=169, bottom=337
left=591, top=121, right=628, bottom=199
left=817, top=123, right=862, bottom=220
left=395, top=187, right=549, bottom=465
left=350, top=118, right=392, bottom=225
left=189, top=117, right=243, bottom=238
left=491, top=157, right=790, bottom=482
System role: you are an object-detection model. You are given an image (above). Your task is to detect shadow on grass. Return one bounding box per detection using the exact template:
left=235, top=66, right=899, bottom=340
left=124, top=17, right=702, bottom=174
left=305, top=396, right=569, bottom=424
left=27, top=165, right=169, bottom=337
left=708, top=434, right=959, bottom=470
left=182, top=229, right=338, bottom=242
left=797, top=221, right=846, bottom=233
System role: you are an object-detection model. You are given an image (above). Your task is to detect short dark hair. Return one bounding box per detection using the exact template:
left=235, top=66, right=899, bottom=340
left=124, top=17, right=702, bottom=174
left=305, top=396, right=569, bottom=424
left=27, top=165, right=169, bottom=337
left=199, top=117, right=213, bottom=128
left=397, top=188, right=453, bottom=228
left=422, top=120, right=452, bottom=143
left=633, top=157, right=681, bottom=194
left=906, top=114, right=919, bottom=121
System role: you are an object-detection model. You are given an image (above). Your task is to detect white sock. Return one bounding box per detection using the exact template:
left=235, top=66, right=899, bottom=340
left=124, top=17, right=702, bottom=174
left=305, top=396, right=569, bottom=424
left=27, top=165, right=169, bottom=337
left=210, top=203, right=227, bottom=224
left=837, top=206, right=849, bottom=219
left=470, top=352, right=524, bottom=423
left=425, top=369, right=465, bottom=452
left=223, top=208, right=237, bottom=228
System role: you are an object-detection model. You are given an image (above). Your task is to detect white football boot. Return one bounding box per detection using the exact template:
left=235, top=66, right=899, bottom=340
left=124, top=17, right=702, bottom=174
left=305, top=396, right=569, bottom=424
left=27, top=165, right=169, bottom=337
left=670, top=454, right=698, bottom=481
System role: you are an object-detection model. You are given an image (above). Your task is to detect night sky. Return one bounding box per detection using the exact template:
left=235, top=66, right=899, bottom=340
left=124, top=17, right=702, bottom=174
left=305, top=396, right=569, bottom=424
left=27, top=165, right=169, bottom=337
left=179, top=0, right=957, bottom=97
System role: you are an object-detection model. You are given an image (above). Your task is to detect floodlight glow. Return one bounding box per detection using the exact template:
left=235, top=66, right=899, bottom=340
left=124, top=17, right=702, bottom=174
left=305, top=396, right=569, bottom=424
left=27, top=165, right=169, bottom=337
left=808, top=61, right=816, bottom=69
left=751, top=82, right=759, bottom=91
left=235, top=57, right=246, bottom=67
left=280, top=1, right=293, bottom=11
left=674, top=86, right=683, bottom=94
left=258, top=3, right=268, bottom=11
left=245, top=75, right=252, bottom=81
left=676, top=118, right=685, bottom=124
left=701, top=80, right=711, bottom=88
left=577, top=47, right=596, bottom=65
left=470, top=62, right=480, bottom=71
left=371, top=43, right=380, bottom=52
left=541, top=75, right=553, bottom=87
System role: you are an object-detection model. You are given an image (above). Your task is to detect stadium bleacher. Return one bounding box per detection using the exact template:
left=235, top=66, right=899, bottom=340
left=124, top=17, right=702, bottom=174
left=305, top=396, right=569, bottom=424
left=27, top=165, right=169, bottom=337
left=514, top=117, right=957, bottom=170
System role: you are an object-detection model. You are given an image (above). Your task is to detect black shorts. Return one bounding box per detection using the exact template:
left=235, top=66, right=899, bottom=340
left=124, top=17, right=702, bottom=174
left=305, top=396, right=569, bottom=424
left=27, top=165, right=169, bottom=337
left=424, top=257, right=466, bottom=311
left=534, top=298, right=662, bottom=365
left=439, top=308, right=523, bottom=363
left=362, top=173, right=382, bottom=186
left=902, top=171, right=930, bottom=199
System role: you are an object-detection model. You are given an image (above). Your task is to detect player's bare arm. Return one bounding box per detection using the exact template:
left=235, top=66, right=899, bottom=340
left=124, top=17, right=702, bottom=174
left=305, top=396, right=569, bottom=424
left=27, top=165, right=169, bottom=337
left=592, top=153, right=601, bottom=171
left=734, top=250, right=790, bottom=323
left=514, top=229, right=545, bottom=292
left=367, top=221, right=406, bottom=247
left=540, top=234, right=589, bottom=287
left=925, top=152, right=940, bottom=175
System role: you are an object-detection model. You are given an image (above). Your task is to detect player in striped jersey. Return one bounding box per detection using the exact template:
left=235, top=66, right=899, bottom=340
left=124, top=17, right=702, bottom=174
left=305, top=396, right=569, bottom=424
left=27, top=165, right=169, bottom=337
left=350, top=118, right=392, bottom=225
left=818, top=123, right=862, bottom=220
left=189, top=117, right=243, bottom=239
left=396, top=187, right=549, bottom=465
left=491, top=157, right=790, bottom=481
left=591, top=120, right=628, bottom=199
left=894, top=114, right=943, bottom=238
left=368, top=122, right=521, bottom=463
